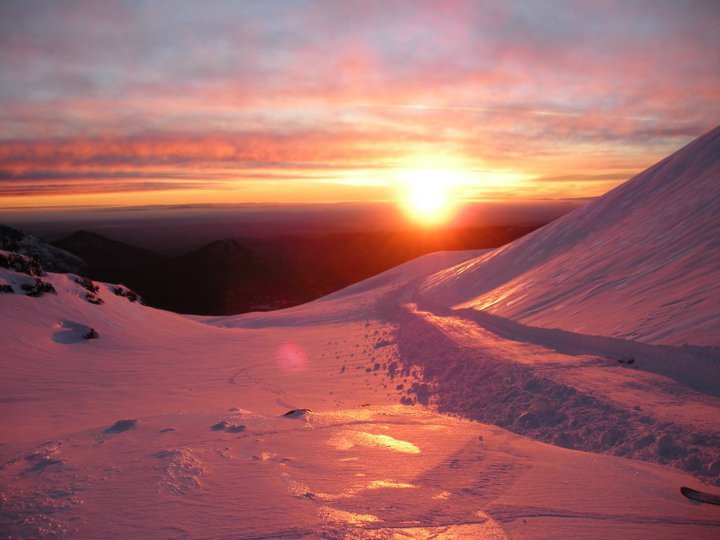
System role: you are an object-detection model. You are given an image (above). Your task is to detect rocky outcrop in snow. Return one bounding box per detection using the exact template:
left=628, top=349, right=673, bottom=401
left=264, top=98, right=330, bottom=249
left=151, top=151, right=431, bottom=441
left=0, top=225, right=87, bottom=275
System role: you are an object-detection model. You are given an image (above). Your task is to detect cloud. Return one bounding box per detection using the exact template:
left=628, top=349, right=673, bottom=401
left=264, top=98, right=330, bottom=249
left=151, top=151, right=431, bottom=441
left=0, top=0, right=718, bottom=205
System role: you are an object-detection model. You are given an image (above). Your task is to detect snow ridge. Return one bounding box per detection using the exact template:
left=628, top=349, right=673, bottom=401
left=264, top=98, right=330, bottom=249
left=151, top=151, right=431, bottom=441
left=421, top=125, right=720, bottom=346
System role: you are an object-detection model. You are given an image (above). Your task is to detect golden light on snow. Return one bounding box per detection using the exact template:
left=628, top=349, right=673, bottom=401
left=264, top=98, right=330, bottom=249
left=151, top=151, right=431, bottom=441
left=315, top=478, right=417, bottom=501
left=328, top=431, right=421, bottom=454
left=366, top=480, right=416, bottom=490
left=317, top=506, right=379, bottom=525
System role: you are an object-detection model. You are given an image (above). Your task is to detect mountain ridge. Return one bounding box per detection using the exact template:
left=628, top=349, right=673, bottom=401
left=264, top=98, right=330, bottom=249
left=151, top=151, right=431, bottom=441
left=421, top=125, right=720, bottom=346
left=0, top=224, right=87, bottom=275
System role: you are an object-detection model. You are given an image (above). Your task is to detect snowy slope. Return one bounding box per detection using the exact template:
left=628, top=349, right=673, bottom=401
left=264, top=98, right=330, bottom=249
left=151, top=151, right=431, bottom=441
left=2, top=247, right=720, bottom=538
left=421, top=126, right=720, bottom=346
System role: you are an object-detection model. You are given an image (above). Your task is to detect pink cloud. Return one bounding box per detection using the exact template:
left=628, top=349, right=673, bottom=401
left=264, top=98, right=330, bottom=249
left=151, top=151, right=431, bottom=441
left=0, top=1, right=718, bottom=205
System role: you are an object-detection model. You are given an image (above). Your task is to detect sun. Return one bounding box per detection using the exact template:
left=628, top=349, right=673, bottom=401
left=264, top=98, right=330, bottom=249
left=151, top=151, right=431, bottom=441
left=406, top=181, right=449, bottom=223
left=398, top=170, right=458, bottom=225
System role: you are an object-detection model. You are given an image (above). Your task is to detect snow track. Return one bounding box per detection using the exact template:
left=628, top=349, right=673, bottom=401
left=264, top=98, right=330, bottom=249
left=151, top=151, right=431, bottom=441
left=387, top=298, right=720, bottom=485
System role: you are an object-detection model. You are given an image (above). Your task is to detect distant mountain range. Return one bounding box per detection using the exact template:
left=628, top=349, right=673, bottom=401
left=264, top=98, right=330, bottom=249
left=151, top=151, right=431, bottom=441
left=2, top=223, right=540, bottom=315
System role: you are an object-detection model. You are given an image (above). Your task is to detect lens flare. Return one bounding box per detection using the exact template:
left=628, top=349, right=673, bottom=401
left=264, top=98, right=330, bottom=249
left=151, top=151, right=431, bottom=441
left=276, top=343, right=308, bottom=372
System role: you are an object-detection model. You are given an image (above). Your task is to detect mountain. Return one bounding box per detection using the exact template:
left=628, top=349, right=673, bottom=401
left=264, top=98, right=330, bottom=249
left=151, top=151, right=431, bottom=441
left=51, top=226, right=541, bottom=315
left=3, top=130, right=720, bottom=537
left=149, top=238, right=270, bottom=314
left=422, top=125, right=720, bottom=347
left=52, top=230, right=166, bottom=278
left=52, top=232, right=269, bottom=314
left=0, top=224, right=87, bottom=274
left=241, top=226, right=539, bottom=305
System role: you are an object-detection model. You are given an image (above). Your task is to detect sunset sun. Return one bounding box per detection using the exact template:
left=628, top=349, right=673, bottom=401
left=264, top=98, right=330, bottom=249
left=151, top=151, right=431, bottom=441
left=399, top=170, right=461, bottom=225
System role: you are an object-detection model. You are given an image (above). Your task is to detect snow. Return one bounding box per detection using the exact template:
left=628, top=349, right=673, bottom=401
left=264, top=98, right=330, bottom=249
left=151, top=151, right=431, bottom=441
left=421, top=126, right=720, bottom=347
left=2, top=247, right=720, bottom=537
left=0, top=225, right=86, bottom=275
left=2, top=128, right=720, bottom=537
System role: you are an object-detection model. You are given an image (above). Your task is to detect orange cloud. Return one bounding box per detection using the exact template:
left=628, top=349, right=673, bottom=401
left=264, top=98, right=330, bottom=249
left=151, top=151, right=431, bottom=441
left=0, top=1, right=718, bottom=210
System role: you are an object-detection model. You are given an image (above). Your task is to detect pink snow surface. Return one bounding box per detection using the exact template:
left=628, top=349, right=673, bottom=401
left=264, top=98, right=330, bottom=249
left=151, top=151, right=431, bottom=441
left=2, top=128, right=720, bottom=538
left=2, top=250, right=719, bottom=538
left=422, top=126, right=720, bottom=346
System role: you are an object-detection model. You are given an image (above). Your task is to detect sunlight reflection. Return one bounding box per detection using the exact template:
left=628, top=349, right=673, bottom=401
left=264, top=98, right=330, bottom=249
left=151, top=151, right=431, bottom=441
left=362, top=521, right=509, bottom=539
left=317, top=506, right=379, bottom=525
left=328, top=431, right=421, bottom=453
left=315, top=479, right=415, bottom=501
left=366, top=480, right=415, bottom=490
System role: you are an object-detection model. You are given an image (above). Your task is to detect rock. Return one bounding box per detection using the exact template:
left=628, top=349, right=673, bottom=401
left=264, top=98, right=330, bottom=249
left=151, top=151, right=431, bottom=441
left=553, top=432, right=575, bottom=449
left=211, top=421, right=230, bottom=431
left=104, top=419, right=138, bottom=434
left=0, top=251, right=45, bottom=276
left=0, top=226, right=86, bottom=274
left=211, top=420, right=246, bottom=432
left=633, top=433, right=655, bottom=450
left=600, top=428, right=624, bottom=447
left=112, top=285, right=142, bottom=303
left=656, top=434, right=685, bottom=458
left=282, top=408, right=312, bottom=418
left=83, top=328, right=99, bottom=340
left=85, top=292, right=104, bottom=305
left=72, top=275, right=99, bottom=293
left=516, top=411, right=540, bottom=428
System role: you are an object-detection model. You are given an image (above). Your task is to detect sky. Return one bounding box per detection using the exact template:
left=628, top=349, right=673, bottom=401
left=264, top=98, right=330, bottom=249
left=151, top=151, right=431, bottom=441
left=1, top=0, right=719, bottom=214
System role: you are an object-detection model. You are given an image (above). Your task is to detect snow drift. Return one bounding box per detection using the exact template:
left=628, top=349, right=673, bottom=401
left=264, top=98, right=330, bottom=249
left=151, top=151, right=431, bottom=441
left=421, top=126, right=720, bottom=346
